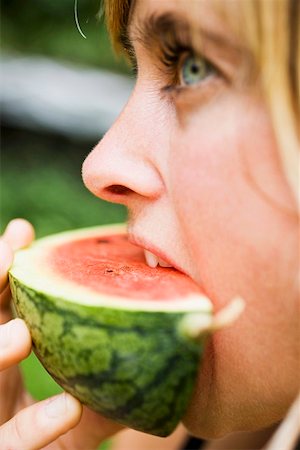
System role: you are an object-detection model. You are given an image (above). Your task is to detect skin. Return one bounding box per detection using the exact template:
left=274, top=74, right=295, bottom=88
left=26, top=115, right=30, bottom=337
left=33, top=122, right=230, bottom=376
left=1, top=0, right=299, bottom=448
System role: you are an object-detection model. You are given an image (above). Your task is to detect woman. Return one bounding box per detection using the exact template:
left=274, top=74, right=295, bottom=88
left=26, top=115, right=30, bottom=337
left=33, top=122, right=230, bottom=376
left=0, top=0, right=299, bottom=448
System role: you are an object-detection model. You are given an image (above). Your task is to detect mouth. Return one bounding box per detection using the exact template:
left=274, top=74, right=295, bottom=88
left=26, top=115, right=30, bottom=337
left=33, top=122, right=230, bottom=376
left=143, top=250, right=173, bottom=268
left=128, top=233, right=186, bottom=274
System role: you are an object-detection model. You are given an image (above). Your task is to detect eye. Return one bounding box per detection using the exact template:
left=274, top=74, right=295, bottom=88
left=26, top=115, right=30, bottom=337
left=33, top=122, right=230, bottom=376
left=180, top=54, right=215, bottom=86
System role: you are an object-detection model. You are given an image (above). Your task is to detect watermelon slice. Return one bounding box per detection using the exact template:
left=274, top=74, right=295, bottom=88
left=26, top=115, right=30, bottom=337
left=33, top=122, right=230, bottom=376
left=9, top=224, right=213, bottom=436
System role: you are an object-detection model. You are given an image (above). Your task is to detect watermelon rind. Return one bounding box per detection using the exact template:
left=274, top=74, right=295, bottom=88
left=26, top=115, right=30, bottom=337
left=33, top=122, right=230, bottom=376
left=9, top=224, right=212, bottom=437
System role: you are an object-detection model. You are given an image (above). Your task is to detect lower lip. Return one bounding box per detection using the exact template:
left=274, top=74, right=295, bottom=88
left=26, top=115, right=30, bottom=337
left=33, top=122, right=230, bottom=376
left=128, top=235, right=186, bottom=275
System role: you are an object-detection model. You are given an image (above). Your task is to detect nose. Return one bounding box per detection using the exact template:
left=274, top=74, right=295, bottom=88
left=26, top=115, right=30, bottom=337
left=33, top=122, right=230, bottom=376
left=82, top=87, right=166, bottom=206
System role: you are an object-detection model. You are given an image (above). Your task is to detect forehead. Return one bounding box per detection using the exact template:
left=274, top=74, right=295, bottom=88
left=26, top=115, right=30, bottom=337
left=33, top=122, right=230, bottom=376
left=131, top=0, right=236, bottom=39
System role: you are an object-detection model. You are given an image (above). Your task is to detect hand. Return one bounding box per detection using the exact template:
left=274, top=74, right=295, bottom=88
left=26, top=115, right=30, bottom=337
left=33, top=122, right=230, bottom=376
left=0, top=219, right=123, bottom=450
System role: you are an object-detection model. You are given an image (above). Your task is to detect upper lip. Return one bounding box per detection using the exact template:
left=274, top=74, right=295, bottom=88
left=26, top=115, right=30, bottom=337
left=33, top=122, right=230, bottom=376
left=128, top=233, right=185, bottom=274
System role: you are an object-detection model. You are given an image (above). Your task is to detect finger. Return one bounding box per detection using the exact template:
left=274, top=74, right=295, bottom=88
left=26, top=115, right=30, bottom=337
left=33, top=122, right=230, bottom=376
left=0, top=241, right=14, bottom=293
left=0, top=393, right=82, bottom=450
left=0, top=285, right=12, bottom=319
left=2, top=219, right=35, bottom=251
left=0, top=319, right=31, bottom=371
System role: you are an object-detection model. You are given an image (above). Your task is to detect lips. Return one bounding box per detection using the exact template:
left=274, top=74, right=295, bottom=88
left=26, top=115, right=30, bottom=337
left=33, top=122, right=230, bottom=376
left=128, top=233, right=185, bottom=273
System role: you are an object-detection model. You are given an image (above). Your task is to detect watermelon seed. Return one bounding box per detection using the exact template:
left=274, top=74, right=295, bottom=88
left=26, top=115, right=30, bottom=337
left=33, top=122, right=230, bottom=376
left=96, top=239, right=110, bottom=244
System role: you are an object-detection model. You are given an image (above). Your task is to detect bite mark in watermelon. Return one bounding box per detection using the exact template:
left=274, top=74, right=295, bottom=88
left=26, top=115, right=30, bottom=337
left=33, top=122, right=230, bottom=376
left=9, top=224, right=213, bottom=436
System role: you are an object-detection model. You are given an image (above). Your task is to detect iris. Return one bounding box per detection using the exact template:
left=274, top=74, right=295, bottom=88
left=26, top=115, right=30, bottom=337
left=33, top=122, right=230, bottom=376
left=180, top=55, right=214, bottom=86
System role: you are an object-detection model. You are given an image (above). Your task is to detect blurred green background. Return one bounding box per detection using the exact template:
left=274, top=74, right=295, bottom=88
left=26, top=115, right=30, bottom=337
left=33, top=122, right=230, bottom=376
left=1, top=2, right=131, bottom=447
left=1, top=0, right=130, bottom=73
left=1, top=0, right=130, bottom=234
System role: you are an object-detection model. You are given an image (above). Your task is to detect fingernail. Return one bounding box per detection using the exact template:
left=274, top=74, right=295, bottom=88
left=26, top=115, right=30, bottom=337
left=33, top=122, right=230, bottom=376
left=0, top=321, right=13, bottom=348
left=44, top=393, right=69, bottom=418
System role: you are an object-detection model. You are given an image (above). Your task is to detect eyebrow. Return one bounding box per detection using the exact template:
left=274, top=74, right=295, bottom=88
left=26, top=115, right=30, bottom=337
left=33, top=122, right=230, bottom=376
left=118, top=11, right=246, bottom=61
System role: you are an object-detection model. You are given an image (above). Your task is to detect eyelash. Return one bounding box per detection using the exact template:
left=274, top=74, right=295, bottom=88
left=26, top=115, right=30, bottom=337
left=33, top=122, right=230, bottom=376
left=128, top=34, right=221, bottom=96
left=160, top=40, right=190, bottom=81
left=159, top=38, right=218, bottom=93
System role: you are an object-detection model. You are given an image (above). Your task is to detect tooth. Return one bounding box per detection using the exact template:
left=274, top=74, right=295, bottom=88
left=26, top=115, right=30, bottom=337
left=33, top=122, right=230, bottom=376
left=144, top=250, right=158, bottom=268
left=158, top=259, right=173, bottom=268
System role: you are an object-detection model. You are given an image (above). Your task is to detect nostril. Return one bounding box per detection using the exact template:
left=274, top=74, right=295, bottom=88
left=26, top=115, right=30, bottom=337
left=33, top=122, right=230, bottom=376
left=105, top=185, right=133, bottom=196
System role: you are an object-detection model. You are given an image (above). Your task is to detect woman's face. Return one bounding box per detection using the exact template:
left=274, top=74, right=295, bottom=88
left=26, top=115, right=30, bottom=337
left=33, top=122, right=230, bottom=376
left=82, top=0, right=299, bottom=439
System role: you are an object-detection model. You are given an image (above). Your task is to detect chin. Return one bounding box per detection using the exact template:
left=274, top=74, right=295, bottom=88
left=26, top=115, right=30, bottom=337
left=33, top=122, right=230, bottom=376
left=182, top=399, right=232, bottom=440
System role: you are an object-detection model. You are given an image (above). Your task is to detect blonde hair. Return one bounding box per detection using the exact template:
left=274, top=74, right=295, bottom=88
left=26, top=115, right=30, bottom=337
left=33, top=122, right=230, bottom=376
left=104, top=0, right=299, bottom=204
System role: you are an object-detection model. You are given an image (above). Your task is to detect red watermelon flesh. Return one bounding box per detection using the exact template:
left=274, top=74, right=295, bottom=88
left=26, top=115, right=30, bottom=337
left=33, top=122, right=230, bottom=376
left=48, top=234, right=203, bottom=301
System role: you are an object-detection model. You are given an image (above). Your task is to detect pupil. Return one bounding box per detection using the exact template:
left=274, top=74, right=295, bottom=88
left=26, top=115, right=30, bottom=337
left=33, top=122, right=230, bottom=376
left=190, top=63, right=199, bottom=74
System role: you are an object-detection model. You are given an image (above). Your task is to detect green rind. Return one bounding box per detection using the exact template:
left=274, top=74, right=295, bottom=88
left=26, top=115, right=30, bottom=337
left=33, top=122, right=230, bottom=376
left=10, top=274, right=208, bottom=436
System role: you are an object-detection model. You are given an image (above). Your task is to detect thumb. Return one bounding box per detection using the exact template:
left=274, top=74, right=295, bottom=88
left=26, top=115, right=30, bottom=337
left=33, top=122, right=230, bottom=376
left=0, top=393, right=82, bottom=450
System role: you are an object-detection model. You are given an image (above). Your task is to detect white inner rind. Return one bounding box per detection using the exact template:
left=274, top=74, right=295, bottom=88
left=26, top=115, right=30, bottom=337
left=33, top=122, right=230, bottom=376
left=10, top=224, right=212, bottom=313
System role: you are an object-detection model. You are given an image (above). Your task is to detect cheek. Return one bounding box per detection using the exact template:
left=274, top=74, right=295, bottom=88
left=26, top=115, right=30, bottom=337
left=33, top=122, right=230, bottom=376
left=170, top=111, right=251, bottom=298
left=169, top=101, right=296, bottom=305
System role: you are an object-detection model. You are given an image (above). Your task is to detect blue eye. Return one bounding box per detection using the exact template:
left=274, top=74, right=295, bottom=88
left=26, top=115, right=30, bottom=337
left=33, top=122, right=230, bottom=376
left=180, top=55, right=214, bottom=86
